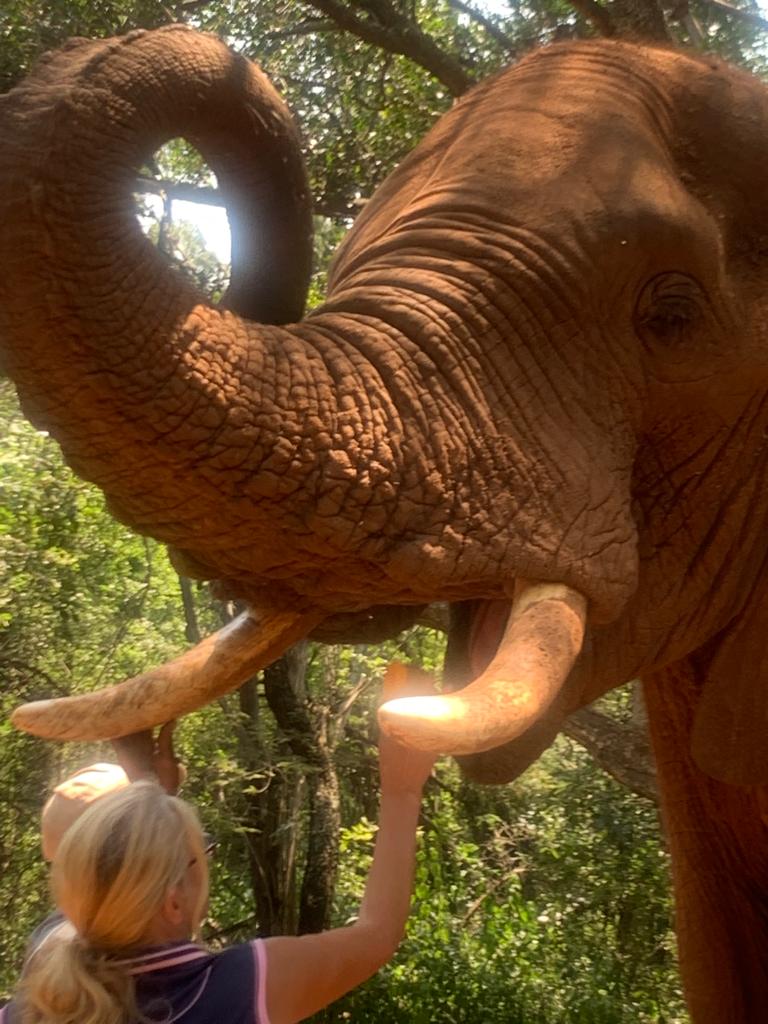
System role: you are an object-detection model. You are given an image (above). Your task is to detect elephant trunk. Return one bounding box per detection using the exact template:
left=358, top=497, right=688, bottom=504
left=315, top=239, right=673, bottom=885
left=0, top=27, right=418, bottom=743
left=0, top=26, right=315, bottom=484
left=0, top=25, right=312, bottom=328
left=0, top=26, right=330, bottom=580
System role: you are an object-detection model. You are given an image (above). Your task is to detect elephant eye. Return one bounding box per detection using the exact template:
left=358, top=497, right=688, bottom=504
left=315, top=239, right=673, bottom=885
left=634, top=272, right=706, bottom=349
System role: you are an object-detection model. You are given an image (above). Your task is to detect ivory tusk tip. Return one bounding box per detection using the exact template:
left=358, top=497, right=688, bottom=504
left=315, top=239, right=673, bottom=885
left=378, top=695, right=475, bottom=754
left=12, top=699, right=124, bottom=741
left=11, top=700, right=57, bottom=737
left=379, top=581, right=587, bottom=757
left=380, top=695, right=455, bottom=722
left=9, top=607, right=323, bottom=742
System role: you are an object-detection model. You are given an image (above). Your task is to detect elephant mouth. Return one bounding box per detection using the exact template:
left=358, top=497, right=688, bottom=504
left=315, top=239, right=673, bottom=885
left=10, top=582, right=588, bottom=752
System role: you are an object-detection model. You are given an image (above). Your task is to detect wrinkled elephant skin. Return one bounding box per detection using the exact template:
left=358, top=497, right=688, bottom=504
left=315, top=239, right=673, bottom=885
left=2, top=28, right=768, bottom=1020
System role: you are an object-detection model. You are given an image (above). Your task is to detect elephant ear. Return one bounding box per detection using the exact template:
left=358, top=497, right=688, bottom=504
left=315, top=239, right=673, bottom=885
left=691, top=590, right=768, bottom=785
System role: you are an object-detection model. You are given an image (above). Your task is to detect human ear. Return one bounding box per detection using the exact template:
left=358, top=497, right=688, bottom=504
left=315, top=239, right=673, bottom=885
left=160, top=884, right=187, bottom=927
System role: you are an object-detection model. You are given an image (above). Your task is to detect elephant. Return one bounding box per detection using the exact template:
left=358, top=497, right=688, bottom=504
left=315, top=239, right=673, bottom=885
left=1, top=23, right=768, bottom=1021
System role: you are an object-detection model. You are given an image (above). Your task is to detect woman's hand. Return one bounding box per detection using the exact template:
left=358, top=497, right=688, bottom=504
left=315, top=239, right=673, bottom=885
left=111, top=720, right=186, bottom=794
left=378, top=663, right=438, bottom=797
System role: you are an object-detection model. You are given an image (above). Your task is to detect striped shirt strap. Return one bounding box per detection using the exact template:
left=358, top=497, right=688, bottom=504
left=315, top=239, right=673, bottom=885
left=252, top=939, right=270, bottom=1024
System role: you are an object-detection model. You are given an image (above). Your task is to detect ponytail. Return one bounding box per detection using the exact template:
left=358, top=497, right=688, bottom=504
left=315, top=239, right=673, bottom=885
left=20, top=936, right=138, bottom=1024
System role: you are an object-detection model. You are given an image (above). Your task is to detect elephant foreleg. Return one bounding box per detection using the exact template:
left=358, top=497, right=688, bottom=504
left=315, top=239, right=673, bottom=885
left=643, top=661, right=768, bottom=1024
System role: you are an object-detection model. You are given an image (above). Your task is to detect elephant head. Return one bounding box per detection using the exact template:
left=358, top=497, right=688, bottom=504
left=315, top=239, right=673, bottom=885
left=2, top=28, right=768, bottom=791
left=6, top=27, right=768, bottom=1019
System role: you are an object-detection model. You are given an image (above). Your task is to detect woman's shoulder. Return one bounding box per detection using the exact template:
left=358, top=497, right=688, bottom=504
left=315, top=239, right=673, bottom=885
left=210, top=939, right=268, bottom=993
left=210, top=940, right=269, bottom=1023
left=185, top=940, right=268, bottom=1022
left=211, top=939, right=264, bottom=971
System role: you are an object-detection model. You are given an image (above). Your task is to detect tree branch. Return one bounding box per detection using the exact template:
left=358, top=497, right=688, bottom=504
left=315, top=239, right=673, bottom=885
left=446, top=0, right=520, bottom=52
left=203, top=913, right=258, bottom=943
left=136, top=176, right=222, bottom=207
left=607, top=0, right=671, bottom=41
left=668, top=0, right=707, bottom=46
left=703, top=0, right=768, bottom=33
left=563, top=705, right=658, bottom=803
left=136, top=175, right=362, bottom=222
left=301, top=0, right=474, bottom=95
left=263, top=19, right=339, bottom=42
left=0, top=659, right=69, bottom=698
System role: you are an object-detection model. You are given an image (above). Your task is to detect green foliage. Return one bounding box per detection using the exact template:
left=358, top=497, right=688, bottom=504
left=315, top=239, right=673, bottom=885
left=0, top=380, right=180, bottom=988
left=686, top=0, right=768, bottom=73
left=0, top=384, right=184, bottom=693
left=196, top=2, right=455, bottom=212
left=0, top=0, right=172, bottom=90
left=141, top=199, right=231, bottom=300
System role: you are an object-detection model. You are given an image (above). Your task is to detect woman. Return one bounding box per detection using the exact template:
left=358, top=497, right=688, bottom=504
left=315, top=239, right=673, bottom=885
left=2, top=665, right=436, bottom=1024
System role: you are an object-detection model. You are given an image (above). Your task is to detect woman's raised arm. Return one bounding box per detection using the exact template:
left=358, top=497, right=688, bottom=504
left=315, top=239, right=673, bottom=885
left=262, top=664, right=437, bottom=1024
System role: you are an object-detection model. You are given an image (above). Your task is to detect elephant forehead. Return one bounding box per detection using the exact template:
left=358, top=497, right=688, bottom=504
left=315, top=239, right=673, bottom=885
left=332, top=46, right=674, bottom=260
left=334, top=39, right=768, bottom=299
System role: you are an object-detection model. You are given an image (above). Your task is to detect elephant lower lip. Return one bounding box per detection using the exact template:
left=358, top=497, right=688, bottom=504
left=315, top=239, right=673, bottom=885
left=468, top=599, right=514, bottom=677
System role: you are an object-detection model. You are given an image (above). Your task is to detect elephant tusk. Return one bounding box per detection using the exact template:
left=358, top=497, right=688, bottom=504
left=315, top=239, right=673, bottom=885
left=11, top=607, right=324, bottom=741
left=377, top=581, right=587, bottom=755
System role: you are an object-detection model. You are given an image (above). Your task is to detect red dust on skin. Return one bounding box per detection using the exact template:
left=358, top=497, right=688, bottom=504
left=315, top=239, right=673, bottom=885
left=2, top=32, right=768, bottom=778
left=4, top=30, right=768, bottom=1021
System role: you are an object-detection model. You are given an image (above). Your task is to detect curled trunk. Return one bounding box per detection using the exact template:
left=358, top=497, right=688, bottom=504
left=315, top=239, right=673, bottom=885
left=0, top=26, right=320, bottom=585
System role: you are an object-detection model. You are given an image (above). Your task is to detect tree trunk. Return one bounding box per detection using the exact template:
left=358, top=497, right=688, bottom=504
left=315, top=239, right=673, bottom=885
left=264, top=643, right=342, bottom=934
left=236, top=674, right=304, bottom=936
left=297, top=751, right=341, bottom=934
left=608, top=0, right=671, bottom=40
left=563, top=696, right=658, bottom=803
left=178, top=575, right=202, bottom=644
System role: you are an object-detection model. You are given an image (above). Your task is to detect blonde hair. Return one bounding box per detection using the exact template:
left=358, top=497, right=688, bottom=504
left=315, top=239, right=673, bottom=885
left=19, top=782, right=208, bottom=1024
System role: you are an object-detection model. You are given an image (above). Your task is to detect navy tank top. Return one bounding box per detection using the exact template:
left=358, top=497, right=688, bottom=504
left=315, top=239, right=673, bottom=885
left=0, top=939, right=269, bottom=1023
